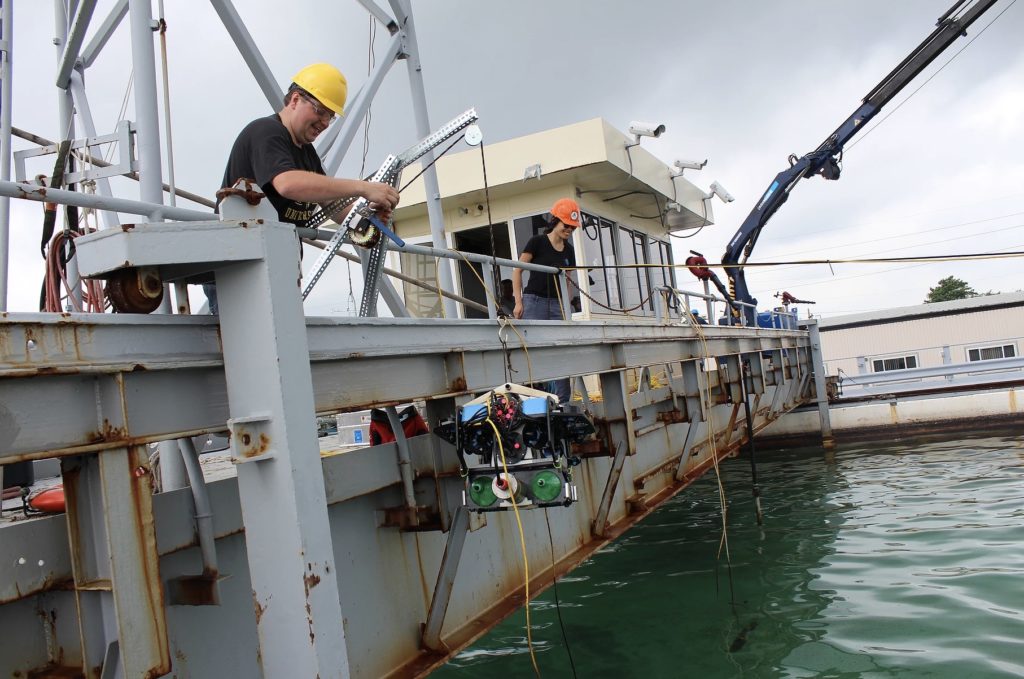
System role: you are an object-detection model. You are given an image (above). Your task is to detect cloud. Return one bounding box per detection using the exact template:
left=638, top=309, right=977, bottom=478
left=4, top=1, right=1022, bottom=319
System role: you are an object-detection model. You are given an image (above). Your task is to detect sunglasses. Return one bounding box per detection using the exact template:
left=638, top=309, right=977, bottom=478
left=298, top=92, right=335, bottom=122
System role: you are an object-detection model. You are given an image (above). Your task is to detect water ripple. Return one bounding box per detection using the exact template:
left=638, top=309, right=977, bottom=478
left=436, top=428, right=1024, bottom=678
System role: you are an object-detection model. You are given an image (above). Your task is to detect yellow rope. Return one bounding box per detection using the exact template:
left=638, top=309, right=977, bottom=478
left=684, top=309, right=731, bottom=563
left=486, top=416, right=541, bottom=677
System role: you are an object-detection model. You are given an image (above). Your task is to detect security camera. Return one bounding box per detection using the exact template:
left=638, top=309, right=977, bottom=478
left=671, top=157, right=704, bottom=171
left=628, top=121, right=666, bottom=139
left=707, top=181, right=735, bottom=203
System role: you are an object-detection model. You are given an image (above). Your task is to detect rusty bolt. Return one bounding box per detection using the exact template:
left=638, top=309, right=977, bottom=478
left=134, top=466, right=149, bottom=478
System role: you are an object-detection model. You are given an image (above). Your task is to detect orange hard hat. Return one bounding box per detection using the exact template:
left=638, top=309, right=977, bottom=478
left=550, top=198, right=581, bottom=228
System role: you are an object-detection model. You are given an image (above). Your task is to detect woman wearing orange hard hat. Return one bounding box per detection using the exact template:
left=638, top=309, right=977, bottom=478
left=511, top=198, right=582, bottom=403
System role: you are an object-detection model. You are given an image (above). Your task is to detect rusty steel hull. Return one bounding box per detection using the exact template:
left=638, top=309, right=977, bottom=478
left=0, top=313, right=817, bottom=677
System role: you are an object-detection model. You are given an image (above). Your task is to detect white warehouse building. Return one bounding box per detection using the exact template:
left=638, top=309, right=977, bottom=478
left=817, top=291, right=1024, bottom=377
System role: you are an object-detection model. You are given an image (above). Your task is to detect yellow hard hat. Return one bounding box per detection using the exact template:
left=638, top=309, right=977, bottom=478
left=292, top=63, right=347, bottom=115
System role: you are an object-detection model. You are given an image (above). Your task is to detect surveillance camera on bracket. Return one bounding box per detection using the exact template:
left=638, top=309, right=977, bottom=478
left=671, top=158, right=708, bottom=176
left=702, top=180, right=735, bottom=204
left=628, top=121, right=666, bottom=139
left=710, top=181, right=734, bottom=203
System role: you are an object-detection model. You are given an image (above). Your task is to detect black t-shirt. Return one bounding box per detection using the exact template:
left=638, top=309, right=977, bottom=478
left=523, top=233, right=575, bottom=298
left=219, top=114, right=324, bottom=226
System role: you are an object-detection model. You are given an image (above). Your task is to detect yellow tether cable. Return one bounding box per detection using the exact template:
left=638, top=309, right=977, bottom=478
left=485, top=415, right=541, bottom=677
left=684, top=309, right=732, bottom=563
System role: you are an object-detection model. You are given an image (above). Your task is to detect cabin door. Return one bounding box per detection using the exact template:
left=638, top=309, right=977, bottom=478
left=453, top=223, right=512, bottom=319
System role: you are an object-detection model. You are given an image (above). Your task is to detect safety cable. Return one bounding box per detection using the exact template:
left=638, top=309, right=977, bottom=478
left=156, top=1, right=176, bottom=208
left=359, top=14, right=377, bottom=178
left=848, top=0, right=1018, bottom=152
left=755, top=212, right=1024, bottom=274
left=478, top=141, right=502, bottom=313
left=345, top=256, right=357, bottom=315
left=485, top=415, right=542, bottom=678
left=109, top=70, right=134, bottom=163
left=397, top=134, right=465, bottom=193
left=565, top=273, right=656, bottom=315
left=564, top=249, right=1024, bottom=272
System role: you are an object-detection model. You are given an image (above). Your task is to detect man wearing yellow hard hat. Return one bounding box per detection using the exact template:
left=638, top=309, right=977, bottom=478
left=209, top=63, right=399, bottom=310
left=219, top=63, right=398, bottom=224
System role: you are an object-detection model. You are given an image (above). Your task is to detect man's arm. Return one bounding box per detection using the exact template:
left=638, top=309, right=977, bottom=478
left=272, top=170, right=399, bottom=210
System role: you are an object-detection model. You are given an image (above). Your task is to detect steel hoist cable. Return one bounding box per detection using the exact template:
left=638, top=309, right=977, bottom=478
left=544, top=508, right=579, bottom=678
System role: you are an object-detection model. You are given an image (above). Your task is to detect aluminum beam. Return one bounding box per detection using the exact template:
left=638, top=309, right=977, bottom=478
left=81, top=0, right=127, bottom=68
left=0, top=181, right=211, bottom=221
left=128, top=0, right=163, bottom=205
left=208, top=0, right=282, bottom=111
left=55, top=0, right=97, bottom=88
left=68, top=71, right=119, bottom=229
left=392, top=0, right=458, bottom=318
left=356, top=0, right=398, bottom=31
left=321, top=32, right=404, bottom=177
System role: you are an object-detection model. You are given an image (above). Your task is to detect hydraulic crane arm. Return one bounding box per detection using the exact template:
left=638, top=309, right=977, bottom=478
left=713, top=0, right=999, bottom=325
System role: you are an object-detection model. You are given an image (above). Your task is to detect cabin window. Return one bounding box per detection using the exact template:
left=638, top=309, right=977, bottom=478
left=616, top=227, right=649, bottom=311
left=580, top=214, right=621, bottom=310
left=578, top=215, right=673, bottom=316
left=871, top=355, right=918, bottom=372
left=650, top=238, right=677, bottom=308
left=966, top=343, right=1016, bottom=362
left=512, top=214, right=550, bottom=253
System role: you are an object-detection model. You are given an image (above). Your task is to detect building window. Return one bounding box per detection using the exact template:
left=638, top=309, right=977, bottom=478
left=871, top=355, right=918, bottom=372
left=967, top=343, right=1016, bottom=362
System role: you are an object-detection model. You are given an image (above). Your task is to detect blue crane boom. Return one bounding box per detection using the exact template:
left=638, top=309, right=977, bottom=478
left=692, top=0, right=1000, bottom=325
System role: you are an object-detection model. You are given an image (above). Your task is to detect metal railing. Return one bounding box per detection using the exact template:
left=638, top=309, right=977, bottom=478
left=654, top=285, right=798, bottom=330
left=837, top=355, right=1024, bottom=397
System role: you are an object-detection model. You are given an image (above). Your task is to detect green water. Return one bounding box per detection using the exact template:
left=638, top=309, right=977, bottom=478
left=435, top=429, right=1024, bottom=678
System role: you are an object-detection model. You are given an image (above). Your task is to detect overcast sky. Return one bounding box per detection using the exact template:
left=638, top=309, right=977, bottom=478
left=5, top=0, right=1023, bottom=317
